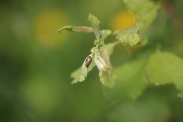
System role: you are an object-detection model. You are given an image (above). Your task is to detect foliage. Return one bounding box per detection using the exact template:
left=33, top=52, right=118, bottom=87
left=146, top=51, right=183, bottom=97
left=1, top=0, right=183, bottom=122
left=59, top=14, right=142, bottom=88
left=123, top=0, right=161, bottom=28
left=103, top=57, right=149, bottom=101
left=58, top=0, right=183, bottom=101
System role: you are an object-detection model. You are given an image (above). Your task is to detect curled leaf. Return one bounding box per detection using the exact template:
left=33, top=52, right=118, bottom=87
left=79, top=60, right=88, bottom=82
left=71, top=57, right=95, bottom=84
left=58, top=26, right=94, bottom=33
left=113, top=23, right=142, bottom=46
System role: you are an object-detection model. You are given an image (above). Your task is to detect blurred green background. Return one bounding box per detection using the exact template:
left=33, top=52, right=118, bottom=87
left=0, top=0, right=183, bottom=122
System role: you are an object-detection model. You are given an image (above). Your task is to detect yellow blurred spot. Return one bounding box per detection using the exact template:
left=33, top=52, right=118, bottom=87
left=111, top=10, right=141, bottom=51
left=111, top=10, right=135, bottom=30
left=33, top=10, right=69, bottom=48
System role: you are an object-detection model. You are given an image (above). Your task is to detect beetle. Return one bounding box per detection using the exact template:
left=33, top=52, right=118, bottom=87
left=85, top=55, right=92, bottom=67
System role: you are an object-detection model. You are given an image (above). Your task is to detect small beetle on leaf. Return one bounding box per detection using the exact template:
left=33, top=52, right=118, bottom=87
left=85, top=55, right=92, bottom=67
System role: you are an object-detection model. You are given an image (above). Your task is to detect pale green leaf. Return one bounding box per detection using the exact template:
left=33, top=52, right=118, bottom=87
left=103, top=57, right=148, bottom=101
left=88, top=13, right=100, bottom=27
left=146, top=51, right=183, bottom=97
left=87, top=14, right=101, bottom=39
left=99, top=67, right=117, bottom=89
left=79, top=63, right=88, bottom=82
left=71, top=61, right=95, bottom=84
left=58, top=26, right=94, bottom=33
left=100, top=29, right=112, bottom=40
left=94, top=51, right=117, bottom=88
left=122, top=0, right=160, bottom=28
left=98, top=43, right=118, bottom=88
left=70, top=67, right=82, bottom=84
left=113, top=23, right=142, bottom=46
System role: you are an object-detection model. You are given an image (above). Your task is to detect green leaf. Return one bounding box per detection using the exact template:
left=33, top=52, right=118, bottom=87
left=100, top=47, right=117, bottom=89
left=103, top=57, right=148, bottom=101
left=79, top=63, right=88, bottom=82
left=108, top=95, right=170, bottom=122
left=94, top=53, right=117, bottom=88
left=87, top=14, right=101, bottom=39
left=97, top=42, right=119, bottom=88
left=122, top=0, right=160, bottom=28
left=58, top=26, right=94, bottom=33
left=99, top=67, right=117, bottom=89
left=88, top=14, right=100, bottom=27
left=70, top=67, right=82, bottom=84
left=100, top=29, right=112, bottom=40
left=146, top=51, right=183, bottom=97
left=71, top=61, right=95, bottom=84
left=113, top=23, right=142, bottom=46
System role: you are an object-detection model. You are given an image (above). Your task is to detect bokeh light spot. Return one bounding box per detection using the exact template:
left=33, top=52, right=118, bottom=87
left=20, top=77, right=61, bottom=116
left=111, top=10, right=135, bottom=30
left=33, top=10, right=69, bottom=48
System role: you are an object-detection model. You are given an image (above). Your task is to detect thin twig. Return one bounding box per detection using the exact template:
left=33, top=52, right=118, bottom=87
left=163, top=0, right=183, bottom=35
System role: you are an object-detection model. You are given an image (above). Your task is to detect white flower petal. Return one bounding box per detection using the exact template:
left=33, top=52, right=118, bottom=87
left=94, top=54, right=107, bottom=71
